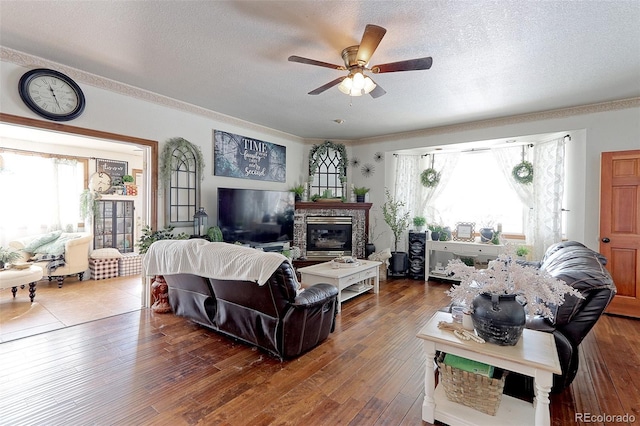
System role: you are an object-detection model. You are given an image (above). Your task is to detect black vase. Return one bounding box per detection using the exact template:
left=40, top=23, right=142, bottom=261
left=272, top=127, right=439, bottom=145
left=471, top=293, right=525, bottom=346
left=356, top=195, right=365, bottom=202
left=430, top=231, right=440, bottom=241
left=479, top=228, right=494, bottom=243
left=365, top=243, right=376, bottom=258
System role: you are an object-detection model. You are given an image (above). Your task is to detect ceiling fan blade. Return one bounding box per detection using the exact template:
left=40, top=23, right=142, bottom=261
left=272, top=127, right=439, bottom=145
left=371, top=57, right=433, bottom=73
left=369, top=82, right=386, bottom=99
left=288, top=55, right=345, bottom=70
left=356, top=24, right=387, bottom=65
left=308, top=76, right=346, bottom=95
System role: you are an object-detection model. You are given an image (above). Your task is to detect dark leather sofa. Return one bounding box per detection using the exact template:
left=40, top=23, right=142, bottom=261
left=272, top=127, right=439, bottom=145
left=161, top=261, right=338, bottom=360
left=509, top=241, right=617, bottom=393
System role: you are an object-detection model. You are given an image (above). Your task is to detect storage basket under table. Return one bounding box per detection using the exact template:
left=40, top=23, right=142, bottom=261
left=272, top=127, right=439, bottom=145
left=89, top=258, right=119, bottom=280
left=436, top=355, right=507, bottom=416
left=118, top=252, right=141, bottom=276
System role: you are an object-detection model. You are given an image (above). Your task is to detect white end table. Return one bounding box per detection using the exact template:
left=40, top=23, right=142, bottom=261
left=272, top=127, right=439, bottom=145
left=0, top=265, right=43, bottom=302
left=417, top=311, right=561, bottom=426
left=298, top=259, right=381, bottom=312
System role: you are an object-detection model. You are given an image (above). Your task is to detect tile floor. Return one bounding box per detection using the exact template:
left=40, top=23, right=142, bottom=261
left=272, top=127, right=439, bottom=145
left=0, top=274, right=143, bottom=343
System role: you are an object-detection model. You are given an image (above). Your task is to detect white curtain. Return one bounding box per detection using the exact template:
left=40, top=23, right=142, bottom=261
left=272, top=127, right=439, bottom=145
left=393, top=152, right=460, bottom=250
left=491, top=138, right=565, bottom=259
left=492, top=146, right=534, bottom=242
left=531, top=138, right=566, bottom=259
left=0, top=153, right=83, bottom=246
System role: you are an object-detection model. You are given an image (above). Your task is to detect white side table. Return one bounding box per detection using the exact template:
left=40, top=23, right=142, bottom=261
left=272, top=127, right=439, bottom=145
left=0, top=265, right=43, bottom=302
left=417, top=311, right=561, bottom=426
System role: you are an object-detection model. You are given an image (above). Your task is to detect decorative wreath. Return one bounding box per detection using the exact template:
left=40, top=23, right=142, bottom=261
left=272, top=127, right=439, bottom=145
left=420, top=168, right=441, bottom=188
left=512, top=161, right=534, bottom=184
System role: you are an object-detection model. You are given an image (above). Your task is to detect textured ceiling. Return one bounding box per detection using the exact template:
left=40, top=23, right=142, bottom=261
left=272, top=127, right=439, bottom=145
left=1, top=1, right=639, bottom=141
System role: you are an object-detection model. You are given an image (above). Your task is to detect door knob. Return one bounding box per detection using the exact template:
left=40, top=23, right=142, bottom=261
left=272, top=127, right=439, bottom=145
left=601, top=237, right=610, bottom=243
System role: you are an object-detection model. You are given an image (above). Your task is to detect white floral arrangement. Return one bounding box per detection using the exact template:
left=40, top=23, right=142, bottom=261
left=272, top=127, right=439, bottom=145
left=445, top=251, right=583, bottom=320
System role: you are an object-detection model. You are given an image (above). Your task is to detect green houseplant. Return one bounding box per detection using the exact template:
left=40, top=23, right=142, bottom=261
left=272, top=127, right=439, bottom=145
left=137, top=225, right=189, bottom=254
left=382, top=189, right=411, bottom=275
left=413, top=216, right=426, bottom=231
left=352, top=186, right=370, bottom=202
left=0, top=246, right=22, bottom=269
left=79, top=189, right=102, bottom=223
left=289, top=184, right=305, bottom=202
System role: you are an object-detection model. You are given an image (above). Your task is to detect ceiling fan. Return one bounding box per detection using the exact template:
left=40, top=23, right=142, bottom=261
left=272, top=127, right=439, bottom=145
left=288, top=24, right=433, bottom=98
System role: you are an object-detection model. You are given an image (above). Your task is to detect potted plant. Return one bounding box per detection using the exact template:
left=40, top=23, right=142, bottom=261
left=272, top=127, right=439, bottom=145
left=352, top=186, right=370, bottom=202
left=516, top=245, right=530, bottom=260
left=289, top=184, right=305, bottom=202
left=428, top=223, right=443, bottom=241
left=413, top=216, right=426, bottom=232
left=79, top=189, right=102, bottom=224
left=382, top=189, right=410, bottom=276
left=136, top=225, right=190, bottom=254
left=0, top=246, right=21, bottom=269
left=445, top=250, right=583, bottom=346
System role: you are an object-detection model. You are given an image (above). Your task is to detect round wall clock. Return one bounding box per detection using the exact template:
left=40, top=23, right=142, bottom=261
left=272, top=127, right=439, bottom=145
left=90, top=172, right=112, bottom=193
left=18, top=68, right=86, bottom=121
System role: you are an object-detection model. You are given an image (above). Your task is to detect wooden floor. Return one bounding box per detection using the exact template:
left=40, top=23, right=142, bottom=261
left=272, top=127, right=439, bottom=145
left=0, top=275, right=142, bottom=342
left=0, top=278, right=638, bottom=425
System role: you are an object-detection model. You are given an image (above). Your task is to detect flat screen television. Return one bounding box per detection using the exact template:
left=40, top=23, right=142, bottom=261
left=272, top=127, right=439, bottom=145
left=217, top=187, right=295, bottom=247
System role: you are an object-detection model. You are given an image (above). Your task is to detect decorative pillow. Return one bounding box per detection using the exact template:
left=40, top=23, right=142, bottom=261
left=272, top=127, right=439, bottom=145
left=90, top=248, right=123, bottom=259
left=35, top=234, right=81, bottom=256
left=22, top=230, right=63, bottom=253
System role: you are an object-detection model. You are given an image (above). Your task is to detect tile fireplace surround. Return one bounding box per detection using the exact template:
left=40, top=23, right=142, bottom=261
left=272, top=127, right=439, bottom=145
left=293, top=202, right=372, bottom=259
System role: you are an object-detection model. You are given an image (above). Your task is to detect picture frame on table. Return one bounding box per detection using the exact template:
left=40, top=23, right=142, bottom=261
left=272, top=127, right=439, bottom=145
left=454, top=222, right=475, bottom=242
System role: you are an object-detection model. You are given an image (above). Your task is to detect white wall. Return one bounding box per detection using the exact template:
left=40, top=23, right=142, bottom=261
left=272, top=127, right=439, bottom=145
left=1, top=59, right=308, bottom=236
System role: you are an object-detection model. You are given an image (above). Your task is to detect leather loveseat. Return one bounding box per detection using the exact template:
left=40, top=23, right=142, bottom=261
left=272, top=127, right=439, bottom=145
left=143, top=239, right=338, bottom=359
left=510, top=241, right=617, bottom=393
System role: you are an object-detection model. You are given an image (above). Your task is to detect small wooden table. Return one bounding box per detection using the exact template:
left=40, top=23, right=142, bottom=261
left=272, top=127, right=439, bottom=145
left=298, top=259, right=381, bottom=312
left=417, top=311, right=561, bottom=426
left=0, top=265, right=43, bottom=302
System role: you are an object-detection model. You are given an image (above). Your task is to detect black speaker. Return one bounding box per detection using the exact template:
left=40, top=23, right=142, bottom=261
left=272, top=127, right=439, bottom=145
left=408, top=231, right=426, bottom=279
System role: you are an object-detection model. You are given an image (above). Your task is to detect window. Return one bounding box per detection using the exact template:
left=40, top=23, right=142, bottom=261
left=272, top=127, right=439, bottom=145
left=0, top=150, right=86, bottom=245
left=431, top=151, right=525, bottom=234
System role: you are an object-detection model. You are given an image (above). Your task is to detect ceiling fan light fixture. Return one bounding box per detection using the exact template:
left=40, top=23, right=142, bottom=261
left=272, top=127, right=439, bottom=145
left=338, top=71, right=376, bottom=96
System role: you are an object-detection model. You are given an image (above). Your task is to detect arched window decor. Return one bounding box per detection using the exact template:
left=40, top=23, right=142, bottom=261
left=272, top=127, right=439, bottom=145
left=160, top=137, right=205, bottom=226
left=308, top=141, right=348, bottom=199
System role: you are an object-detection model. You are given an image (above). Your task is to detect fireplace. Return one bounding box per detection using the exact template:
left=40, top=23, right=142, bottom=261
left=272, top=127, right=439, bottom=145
left=306, top=216, right=353, bottom=259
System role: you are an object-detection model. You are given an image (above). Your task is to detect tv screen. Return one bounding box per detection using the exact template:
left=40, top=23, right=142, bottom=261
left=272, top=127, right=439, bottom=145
left=217, top=187, right=295, bottom=246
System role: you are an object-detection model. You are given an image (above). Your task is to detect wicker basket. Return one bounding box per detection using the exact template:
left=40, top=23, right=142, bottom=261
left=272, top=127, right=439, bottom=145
left=437, top=355, right=507, bottom=416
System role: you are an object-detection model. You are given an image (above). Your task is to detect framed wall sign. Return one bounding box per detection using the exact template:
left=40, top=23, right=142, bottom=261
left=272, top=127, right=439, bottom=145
left=213, top=130, right=286, bottom=182
left=96, top=158, right=127, bottom=188
left=454, top=222, right=475, bottom=242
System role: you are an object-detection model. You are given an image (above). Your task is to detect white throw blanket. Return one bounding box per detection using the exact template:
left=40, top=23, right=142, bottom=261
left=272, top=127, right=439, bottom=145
left=143, top=239, right=289, bottom=285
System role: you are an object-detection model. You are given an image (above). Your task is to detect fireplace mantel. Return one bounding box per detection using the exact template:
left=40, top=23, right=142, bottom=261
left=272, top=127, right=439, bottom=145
left=295, top=201, right=372, bottom=211
left=294, top=202, right=372, bottom=259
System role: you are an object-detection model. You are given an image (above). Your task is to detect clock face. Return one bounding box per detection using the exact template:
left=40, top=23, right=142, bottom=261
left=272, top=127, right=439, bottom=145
left=91, top=172, right=112, bottom=193
left=19, top=68, right=85, bottom=121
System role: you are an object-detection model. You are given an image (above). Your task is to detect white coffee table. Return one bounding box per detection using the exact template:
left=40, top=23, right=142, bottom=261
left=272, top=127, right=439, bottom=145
left=417, top=311, right=561, bottom=426
left=298, top=259, right=381, bottom=312
left=0, top=265, right=43, bottom=302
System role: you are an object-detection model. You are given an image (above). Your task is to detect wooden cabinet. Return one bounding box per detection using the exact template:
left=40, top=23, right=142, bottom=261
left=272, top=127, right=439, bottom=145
left=94, top=199, right=135, bottom=253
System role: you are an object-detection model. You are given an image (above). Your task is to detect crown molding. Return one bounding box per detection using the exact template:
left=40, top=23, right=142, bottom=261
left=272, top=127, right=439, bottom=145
left=0, top=47, right=302, bottom=144
left=3, top=47, right=638, bottom=147
left=353, top=97, right=640, bottom=145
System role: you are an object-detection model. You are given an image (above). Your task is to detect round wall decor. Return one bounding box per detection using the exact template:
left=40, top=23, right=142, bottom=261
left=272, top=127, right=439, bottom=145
left=19, top=68, right=86, bottom=121
left=420, top=168, right=440, bottom=188
left=512, top=161, right=534, bottom=184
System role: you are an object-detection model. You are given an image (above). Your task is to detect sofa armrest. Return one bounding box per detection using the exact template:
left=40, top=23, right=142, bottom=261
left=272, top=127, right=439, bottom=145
left=526, top=316, right=556, bottom=333
left=63, top=235, right=91, bottom=270
left=293, top=283, right=338, bottom=308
